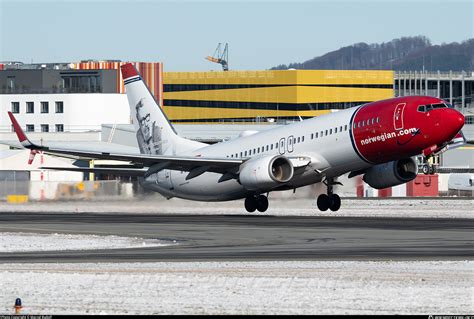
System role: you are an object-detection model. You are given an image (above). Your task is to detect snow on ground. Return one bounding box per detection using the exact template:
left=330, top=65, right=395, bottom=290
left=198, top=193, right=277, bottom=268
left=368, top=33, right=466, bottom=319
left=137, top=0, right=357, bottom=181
left=1, top=197, right=473, bottom=218
left=0, top=232, right=173, bottom=252
left=0, top=261, right=472, bottom=315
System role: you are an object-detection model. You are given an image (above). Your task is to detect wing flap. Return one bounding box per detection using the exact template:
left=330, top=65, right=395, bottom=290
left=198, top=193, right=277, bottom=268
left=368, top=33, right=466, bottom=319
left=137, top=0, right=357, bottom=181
left=41, top=166, right=148, bottom=177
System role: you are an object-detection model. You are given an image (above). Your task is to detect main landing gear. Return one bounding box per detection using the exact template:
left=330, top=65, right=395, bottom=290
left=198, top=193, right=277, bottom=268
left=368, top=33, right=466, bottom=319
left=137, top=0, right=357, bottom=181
left=244, top=194, right=269, bottom=213
left=316, top=178, right=341, bottom=212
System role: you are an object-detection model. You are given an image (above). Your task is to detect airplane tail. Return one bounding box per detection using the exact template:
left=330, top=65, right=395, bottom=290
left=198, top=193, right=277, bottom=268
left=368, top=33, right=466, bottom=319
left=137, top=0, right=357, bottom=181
left=121, top=63, right=202, bottom=155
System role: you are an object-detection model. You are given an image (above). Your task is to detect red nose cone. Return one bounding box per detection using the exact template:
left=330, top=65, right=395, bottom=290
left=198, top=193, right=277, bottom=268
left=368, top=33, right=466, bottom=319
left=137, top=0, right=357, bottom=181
left=445, top=109, right=465, bottom=137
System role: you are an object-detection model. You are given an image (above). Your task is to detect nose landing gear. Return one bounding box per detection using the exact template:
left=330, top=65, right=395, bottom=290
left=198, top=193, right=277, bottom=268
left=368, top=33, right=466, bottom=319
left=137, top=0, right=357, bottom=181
left=244, top=194, right=269, bottom=213
left=316, top=178, right=341, bottom=211
left=421, top=155, right=436, bottom=175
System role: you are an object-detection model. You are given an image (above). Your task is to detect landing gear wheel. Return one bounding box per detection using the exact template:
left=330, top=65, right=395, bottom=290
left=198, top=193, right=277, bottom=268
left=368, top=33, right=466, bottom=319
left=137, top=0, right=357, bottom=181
left=244, top=196, right=257, bottom=213
left=429, top=165, right=436, bottom=175
left=256, top=195, right=269, bottom=212
left=317, top=194, right=330, bottom=211
left=329, top=194, right=341, bottom=211
left=422, top=164, right=430, bottom=175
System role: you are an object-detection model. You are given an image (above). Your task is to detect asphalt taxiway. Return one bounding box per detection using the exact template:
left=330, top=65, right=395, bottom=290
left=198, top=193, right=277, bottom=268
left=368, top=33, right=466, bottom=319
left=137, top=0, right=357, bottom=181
left=0, top=213, right=472, bottom=262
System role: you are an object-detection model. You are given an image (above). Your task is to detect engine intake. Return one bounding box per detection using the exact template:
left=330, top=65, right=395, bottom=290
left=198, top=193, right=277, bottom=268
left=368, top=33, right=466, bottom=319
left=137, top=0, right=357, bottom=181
left=239, top=155, right=294, bottom=191
left=363, top=158, right=418, bottom=189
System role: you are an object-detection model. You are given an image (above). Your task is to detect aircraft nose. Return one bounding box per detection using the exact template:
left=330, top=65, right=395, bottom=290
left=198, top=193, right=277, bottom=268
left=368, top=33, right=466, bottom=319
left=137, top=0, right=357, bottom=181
left=445, top=108, right=465, bottom=135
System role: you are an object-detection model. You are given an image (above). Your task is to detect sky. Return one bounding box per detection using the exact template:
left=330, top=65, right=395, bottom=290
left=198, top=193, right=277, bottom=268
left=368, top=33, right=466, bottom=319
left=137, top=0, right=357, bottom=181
left=0, top=0, right=472, bottom=71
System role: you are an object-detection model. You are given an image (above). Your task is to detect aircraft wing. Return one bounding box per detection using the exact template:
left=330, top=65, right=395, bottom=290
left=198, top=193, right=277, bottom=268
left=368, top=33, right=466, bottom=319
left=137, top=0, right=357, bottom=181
left=40, top=166, right=148, bottom=177
left=7, top=112, right=244, bottom=175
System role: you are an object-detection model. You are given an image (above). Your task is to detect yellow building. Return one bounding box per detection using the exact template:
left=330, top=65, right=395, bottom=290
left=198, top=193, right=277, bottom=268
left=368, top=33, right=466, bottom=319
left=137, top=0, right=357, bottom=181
left=163, top=70, right=394, bottom=123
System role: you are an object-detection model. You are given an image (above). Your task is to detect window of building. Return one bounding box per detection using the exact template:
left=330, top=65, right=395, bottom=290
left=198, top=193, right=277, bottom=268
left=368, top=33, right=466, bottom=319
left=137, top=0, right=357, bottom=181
left=7, top=76, right=16, bottom=90
left=26, top=102, right=34, bottom=113
left=55, top=101, right=64, bottom=113
left=41, top=124, right=49, bottom=132
left=11, top=102, right=19, bottom=113
left=41, top=101, right=49, bottom=113
left=26, top=124, right=34, bottom=132
left=55, top=124, right=64, bottom=132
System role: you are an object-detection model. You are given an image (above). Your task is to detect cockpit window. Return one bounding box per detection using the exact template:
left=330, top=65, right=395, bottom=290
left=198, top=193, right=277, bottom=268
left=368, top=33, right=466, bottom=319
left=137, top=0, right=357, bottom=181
left=425, top=104, right=433, bottom=112
left=431, top=103, right=446, bottom=109
left=445, top=103, right=454, bottom=108
left=417, top=105, right=426, bottom=112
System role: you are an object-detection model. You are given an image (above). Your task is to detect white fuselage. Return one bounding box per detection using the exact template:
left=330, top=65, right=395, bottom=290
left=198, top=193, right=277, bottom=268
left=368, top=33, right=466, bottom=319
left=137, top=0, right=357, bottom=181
left=141, top=106, right=370, bottom=201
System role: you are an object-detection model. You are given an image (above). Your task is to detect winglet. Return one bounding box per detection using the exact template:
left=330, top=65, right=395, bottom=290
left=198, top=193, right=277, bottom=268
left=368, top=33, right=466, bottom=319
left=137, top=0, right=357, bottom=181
left=7, top=111, right=34, bottom=148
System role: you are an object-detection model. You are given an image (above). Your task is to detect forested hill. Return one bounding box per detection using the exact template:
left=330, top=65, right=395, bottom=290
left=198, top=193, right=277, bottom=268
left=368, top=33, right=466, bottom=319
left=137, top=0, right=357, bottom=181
left=271, top=36, right=473, bottom=71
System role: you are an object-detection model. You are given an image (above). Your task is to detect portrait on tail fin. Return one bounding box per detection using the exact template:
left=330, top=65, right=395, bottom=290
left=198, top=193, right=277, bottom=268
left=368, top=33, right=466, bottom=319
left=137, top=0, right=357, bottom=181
left=135, top=98, right=163, bottom=155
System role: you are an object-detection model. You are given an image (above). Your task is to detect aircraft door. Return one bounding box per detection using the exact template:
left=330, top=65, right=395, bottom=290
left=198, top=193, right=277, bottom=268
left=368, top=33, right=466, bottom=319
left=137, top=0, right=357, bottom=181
left=393, top=103, right=406, bottom=130
left=286, top=135, right=294, bottom=153
left=278, top=138, right=286, bottom=154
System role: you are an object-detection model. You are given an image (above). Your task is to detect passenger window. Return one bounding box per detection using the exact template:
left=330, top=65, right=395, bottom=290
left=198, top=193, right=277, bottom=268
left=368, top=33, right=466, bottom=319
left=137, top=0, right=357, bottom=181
left=335, top=127, right=338, bottom=133
left=240, top=152, right=243, bottom=157
left=329, top=129, right=332, bottom=135
left=320, top=131, right=323, bottom=136
left=345, top=125, right=348, bottom=131
left=353, top=123, right=357, bottom=129
left=316, top=132, right=319, bottom=138
left=302, top=136, right=304, bottom=142
left=311, top=133, right=314, bottom=139
left=376, top=117, right=380, bottom=123
left=266, top=145, right=269, bottom=151
left=294, top=137, right=296, bottom=143
left=253, top=148, right=256, bottom=154
left=325, top=130, right=328, bottom=136
left=340, top=126, right=343, bottom=131
left=271, top=144, right=273, bottom=150
left=297, top=137, right=300, bottom=143
left=244, top=151, right=247, bottom=156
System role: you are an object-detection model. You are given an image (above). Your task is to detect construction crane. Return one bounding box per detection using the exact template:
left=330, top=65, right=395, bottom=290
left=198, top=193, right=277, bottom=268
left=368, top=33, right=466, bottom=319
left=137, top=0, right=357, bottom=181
left=205, top=43, right=229, bottom=71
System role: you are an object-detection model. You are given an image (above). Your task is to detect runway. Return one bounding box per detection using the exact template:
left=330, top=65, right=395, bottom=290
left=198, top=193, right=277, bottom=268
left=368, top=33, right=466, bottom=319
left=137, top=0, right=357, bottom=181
left=0, top=212, right=472, bottom=262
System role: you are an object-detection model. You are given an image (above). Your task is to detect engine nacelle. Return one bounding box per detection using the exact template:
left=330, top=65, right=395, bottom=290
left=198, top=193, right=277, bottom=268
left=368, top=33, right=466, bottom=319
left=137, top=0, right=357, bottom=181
left=363, top=158, right=418, bottom=189
left=239, top=155, right=294, bottom=191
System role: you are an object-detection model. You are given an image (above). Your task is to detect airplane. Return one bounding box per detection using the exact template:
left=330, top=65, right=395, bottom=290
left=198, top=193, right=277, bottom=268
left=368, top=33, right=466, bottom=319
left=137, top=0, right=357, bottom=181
left=7, top=63, right=465, bottom=212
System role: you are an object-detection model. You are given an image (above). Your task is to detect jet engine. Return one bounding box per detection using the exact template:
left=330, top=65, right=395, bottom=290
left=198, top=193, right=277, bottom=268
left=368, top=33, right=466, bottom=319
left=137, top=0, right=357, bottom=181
left=363, top=158, right=418, bottom=189
left=239, top=155, right=294, bottom=191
